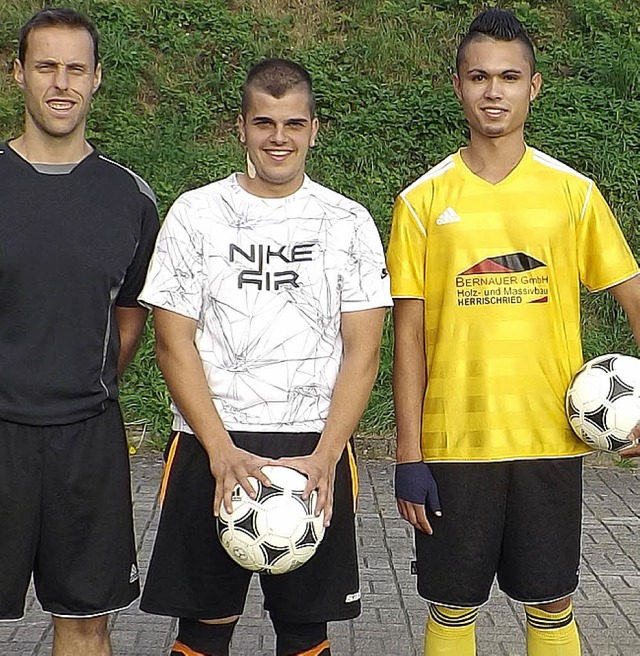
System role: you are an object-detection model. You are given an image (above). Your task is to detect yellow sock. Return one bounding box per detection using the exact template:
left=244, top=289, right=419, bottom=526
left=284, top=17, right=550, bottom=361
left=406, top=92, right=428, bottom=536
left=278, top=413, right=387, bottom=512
left=424, top=604, right=477, bottom=656
left=525, top=605, right=581, bottom=656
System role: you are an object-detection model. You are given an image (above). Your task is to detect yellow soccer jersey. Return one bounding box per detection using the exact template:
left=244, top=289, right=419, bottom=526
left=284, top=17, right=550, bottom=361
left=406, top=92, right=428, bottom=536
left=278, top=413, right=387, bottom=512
left=387, top=146, right=639, bottom=462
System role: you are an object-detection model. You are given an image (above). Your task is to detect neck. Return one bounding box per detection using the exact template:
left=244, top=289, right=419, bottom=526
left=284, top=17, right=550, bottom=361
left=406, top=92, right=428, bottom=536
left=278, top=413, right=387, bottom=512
left=461, top=131, right=527, bottom=184
left=237, top=173, right=304, bottom=199
left=12, top=124, right=92, bottom=164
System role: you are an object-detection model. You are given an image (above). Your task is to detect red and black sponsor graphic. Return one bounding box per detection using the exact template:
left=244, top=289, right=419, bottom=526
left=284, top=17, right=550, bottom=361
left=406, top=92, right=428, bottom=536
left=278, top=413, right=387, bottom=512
left=460, top=253, right=545, bottom=275
left=456, top=252, right=549, bottom=307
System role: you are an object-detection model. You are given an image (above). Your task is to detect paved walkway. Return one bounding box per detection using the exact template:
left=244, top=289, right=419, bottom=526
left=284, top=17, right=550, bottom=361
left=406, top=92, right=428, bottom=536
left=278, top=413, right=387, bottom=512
left=2, top=455, right=639, bottom=655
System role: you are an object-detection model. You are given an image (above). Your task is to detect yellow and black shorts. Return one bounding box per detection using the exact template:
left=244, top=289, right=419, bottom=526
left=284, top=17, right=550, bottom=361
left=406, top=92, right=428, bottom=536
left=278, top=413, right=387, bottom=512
left=414, top=457, right=583, bottom=607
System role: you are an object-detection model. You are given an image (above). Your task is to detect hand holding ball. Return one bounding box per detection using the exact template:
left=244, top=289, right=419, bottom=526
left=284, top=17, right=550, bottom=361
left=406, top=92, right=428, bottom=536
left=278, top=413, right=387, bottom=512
left=217, top=465, right=325, bottom=575
left=566, top=353, right=640, bottom=453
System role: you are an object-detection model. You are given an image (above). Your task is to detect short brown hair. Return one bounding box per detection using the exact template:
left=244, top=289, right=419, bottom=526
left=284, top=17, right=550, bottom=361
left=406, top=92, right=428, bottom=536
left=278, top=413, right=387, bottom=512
left=241, top=59, right=315, bottom=116
left=19, top=7, right=99, bottom=68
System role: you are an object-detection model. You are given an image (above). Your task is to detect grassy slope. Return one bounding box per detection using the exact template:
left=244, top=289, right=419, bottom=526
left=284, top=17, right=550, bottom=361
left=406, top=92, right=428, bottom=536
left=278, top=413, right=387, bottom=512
left=1, top=0, right=638, bottom=442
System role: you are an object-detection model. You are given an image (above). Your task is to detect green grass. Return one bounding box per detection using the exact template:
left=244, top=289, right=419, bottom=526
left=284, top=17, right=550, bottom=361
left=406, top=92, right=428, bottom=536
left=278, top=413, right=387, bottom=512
left=2, top=0, right=639, bottom=443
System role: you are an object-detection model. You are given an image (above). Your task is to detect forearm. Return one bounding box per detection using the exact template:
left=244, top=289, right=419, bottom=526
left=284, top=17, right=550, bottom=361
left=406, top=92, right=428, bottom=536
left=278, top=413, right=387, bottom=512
left=315, top=308, right=386, bottom=462
left=156, top=337, right=231, bottom=458
left=316, top=346, right=381, bottom=462
left=609, top=274, right=640, bottom=349
left=392, top=299, right=426, bottom=463
left=115, top=306, right=148, bottom=378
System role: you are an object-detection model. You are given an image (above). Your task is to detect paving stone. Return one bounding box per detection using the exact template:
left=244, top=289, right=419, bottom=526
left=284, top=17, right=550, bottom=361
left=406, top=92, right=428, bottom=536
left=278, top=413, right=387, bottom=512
left=3, top=457, right=639, bottom=655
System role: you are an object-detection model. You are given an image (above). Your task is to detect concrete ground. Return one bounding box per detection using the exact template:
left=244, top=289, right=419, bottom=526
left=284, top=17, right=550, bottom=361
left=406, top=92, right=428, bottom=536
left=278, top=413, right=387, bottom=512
left=1, top=453, right=639, bottom=655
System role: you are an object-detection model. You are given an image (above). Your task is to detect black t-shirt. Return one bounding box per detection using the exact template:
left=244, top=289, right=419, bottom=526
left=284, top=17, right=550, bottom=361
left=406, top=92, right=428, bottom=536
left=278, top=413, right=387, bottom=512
left=0, top=142, right=159, bottom=425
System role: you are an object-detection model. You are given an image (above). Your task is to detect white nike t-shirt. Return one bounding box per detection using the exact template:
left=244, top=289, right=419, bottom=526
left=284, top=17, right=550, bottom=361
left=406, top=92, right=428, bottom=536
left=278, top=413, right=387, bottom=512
left=140, top=174, right=392, bottom=433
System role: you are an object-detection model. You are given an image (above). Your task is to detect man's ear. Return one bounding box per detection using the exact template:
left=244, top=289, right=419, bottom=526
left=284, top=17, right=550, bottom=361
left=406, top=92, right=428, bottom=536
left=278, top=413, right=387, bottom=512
left=310, top=117, right=319, bottom=147
left=452, top=73, right=463, bottom=101
left=530, top=71, right=542, bottom=101
left=92, top=62, right=102, bottom=95
left=237, top=114, right=246, bottom=144
left=13, top=59, right=25, bottom=90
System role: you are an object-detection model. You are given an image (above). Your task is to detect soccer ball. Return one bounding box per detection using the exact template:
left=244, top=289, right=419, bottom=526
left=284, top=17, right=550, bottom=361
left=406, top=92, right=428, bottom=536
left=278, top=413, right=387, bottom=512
left=217, top=465, right=325, bottom=575
left=565, top=353, right=640, bottom=452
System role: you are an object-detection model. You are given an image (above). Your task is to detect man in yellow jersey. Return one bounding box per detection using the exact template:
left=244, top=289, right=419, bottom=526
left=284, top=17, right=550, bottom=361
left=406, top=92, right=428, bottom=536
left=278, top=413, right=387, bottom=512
left=387, top=7, right=640, bottom=656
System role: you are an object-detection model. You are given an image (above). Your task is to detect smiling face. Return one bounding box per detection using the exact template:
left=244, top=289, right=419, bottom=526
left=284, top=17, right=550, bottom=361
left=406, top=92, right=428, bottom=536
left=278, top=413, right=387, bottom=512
left=14, top=25, right=101, bottom=146
left=453, top=37, right=541, bottom=143
left=237, top=87, right=319, bottom=198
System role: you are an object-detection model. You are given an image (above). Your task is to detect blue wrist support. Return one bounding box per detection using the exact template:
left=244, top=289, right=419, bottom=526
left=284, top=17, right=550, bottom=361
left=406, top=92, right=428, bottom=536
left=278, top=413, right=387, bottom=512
left=394, top=461, right=442, bottom=514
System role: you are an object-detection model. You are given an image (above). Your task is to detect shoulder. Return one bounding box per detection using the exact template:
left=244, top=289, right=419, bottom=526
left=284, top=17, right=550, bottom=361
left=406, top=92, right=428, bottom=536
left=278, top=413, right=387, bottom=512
left=169, top=175, right=235, bottom=213
left=0, top=143, right=17, bottom=169
left=529, top=148, right=592, bottom=186
left=94, top=152, right=157, bottom=206
left=305, top=177, right=372, bottom=220
left=398, top=154, right=457, bottom=204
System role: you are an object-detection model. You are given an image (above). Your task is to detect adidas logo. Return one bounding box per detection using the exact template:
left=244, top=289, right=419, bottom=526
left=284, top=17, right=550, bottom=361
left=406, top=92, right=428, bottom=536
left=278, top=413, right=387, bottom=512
left=129, top=564, right=139, bottom=584
left=435, top=207, right=461, bottom=225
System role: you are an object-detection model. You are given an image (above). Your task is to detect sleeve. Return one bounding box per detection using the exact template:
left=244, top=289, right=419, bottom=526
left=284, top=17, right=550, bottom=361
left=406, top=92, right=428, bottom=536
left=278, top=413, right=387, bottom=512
left=577, top=182, right=639, bottom=292
left=137, top=198, right=204, bottom=320
left=386, top=193, right=427, bottom=298
left=116, top=195, right=160, bottom=307
left=340, top=208, right=393, bottom=312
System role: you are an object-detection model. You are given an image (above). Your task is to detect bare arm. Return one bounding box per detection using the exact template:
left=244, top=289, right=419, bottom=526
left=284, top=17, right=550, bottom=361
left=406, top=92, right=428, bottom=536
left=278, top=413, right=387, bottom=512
left=115, top=306, right=148, bottom=378
left=392, top=298, right=436, bottom=533
left=278, top=307, right=386, bottom=525
left=392, top=299, right=426, bottom=462
left=609, top=274, right=640, bottom=454
left=153, top=307, right=271, bottom=513
left=609, top=274, right=640, bottom=347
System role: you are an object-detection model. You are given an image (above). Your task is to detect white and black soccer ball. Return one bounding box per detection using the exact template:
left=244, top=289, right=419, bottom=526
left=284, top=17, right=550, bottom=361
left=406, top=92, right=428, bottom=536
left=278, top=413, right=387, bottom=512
left=565, top=353, right=640, bottom=452
left=217, top=465, right=325, bottom=575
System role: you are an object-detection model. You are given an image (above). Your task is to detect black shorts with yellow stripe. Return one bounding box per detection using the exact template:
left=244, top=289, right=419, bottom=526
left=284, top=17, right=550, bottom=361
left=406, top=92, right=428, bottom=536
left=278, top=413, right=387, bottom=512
left=140, top=431, right=361, bottom=623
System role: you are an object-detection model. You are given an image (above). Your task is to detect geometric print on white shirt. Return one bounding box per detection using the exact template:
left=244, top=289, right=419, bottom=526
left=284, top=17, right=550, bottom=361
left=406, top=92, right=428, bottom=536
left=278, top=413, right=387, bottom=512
left=140, top=174, right=392, bottom=433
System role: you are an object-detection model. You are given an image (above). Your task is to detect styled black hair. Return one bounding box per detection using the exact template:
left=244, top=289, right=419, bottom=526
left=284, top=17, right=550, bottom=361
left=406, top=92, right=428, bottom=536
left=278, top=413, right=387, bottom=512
left=19, top=7, right=99, bottom=68
left=241, top=58, right=315, bottom=116
left=456, top=7, right=536, bottom=75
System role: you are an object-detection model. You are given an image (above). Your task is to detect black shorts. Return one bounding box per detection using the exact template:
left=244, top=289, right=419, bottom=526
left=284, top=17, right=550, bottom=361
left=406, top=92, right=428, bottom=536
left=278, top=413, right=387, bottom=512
left=0, top=402, right=139, bottom=619
left=415, top=458, right=583, bottom=607
left=140, top=431, right=361, bottom=623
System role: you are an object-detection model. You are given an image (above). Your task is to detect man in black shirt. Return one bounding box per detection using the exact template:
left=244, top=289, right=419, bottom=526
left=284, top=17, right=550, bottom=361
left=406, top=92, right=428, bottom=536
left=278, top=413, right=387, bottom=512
left=0, top=8, right=158, bottom=655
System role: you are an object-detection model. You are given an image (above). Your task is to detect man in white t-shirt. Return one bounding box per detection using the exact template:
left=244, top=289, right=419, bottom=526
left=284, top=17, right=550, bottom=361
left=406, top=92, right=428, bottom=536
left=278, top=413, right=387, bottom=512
left=139, top=59, right=392, bottom=656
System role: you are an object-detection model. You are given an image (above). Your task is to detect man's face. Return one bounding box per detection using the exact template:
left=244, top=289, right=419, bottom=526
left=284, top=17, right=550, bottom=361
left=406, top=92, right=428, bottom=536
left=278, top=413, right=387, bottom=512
left=237, top=87, right=319, bottom=198
left=14, top=26, right=101, bottom=142
left=453, top=37, right=541, bottom=141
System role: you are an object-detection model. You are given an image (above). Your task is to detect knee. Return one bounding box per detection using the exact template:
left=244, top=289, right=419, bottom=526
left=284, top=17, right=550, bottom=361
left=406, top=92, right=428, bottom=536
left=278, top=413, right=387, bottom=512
left=174, top=616, right=239, bottom=656
left=199, top=616, right=240, bottom=625
left=529, top=596, right=572, bottom=614
left=52, top=615, right=109, bottom=640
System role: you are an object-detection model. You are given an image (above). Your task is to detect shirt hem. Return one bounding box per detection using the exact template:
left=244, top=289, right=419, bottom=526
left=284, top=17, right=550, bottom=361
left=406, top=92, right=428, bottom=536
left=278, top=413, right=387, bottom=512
left=421, top=451, right=591, bottom=464
left=589, top=269, right=640, bottom=293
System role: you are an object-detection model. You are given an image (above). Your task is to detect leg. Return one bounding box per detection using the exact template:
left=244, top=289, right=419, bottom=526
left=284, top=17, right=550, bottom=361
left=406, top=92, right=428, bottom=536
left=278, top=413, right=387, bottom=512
left=525, top=596, right=580, bottom=656
left=260, top=436, right=360, bottom=625
left=497, top=459, right=583, bottom=656
left=140, top=433, right=251, bottom=620
left=52, top=616, right=111, bottom=656
left=271, top=617, right=330, bottom=656
left=414, top=462, right=509, bottom=607
left=0, top=420, right=41, bottom=620
left=171, top=616, right=239, bottom=656
left=424, top=605, right=478, bottom=656
left=415, top=462, right=510, bottom=656
left=37, top=405, right=139, bottom=617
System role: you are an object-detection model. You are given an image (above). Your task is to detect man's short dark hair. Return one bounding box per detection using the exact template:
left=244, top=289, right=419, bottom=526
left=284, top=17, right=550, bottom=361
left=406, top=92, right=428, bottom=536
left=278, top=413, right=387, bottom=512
left=19, top=7, right=99, bottom=68
left=241, top=59, right=315, bottom=117
left=456, top=7, right=536, bottom=75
